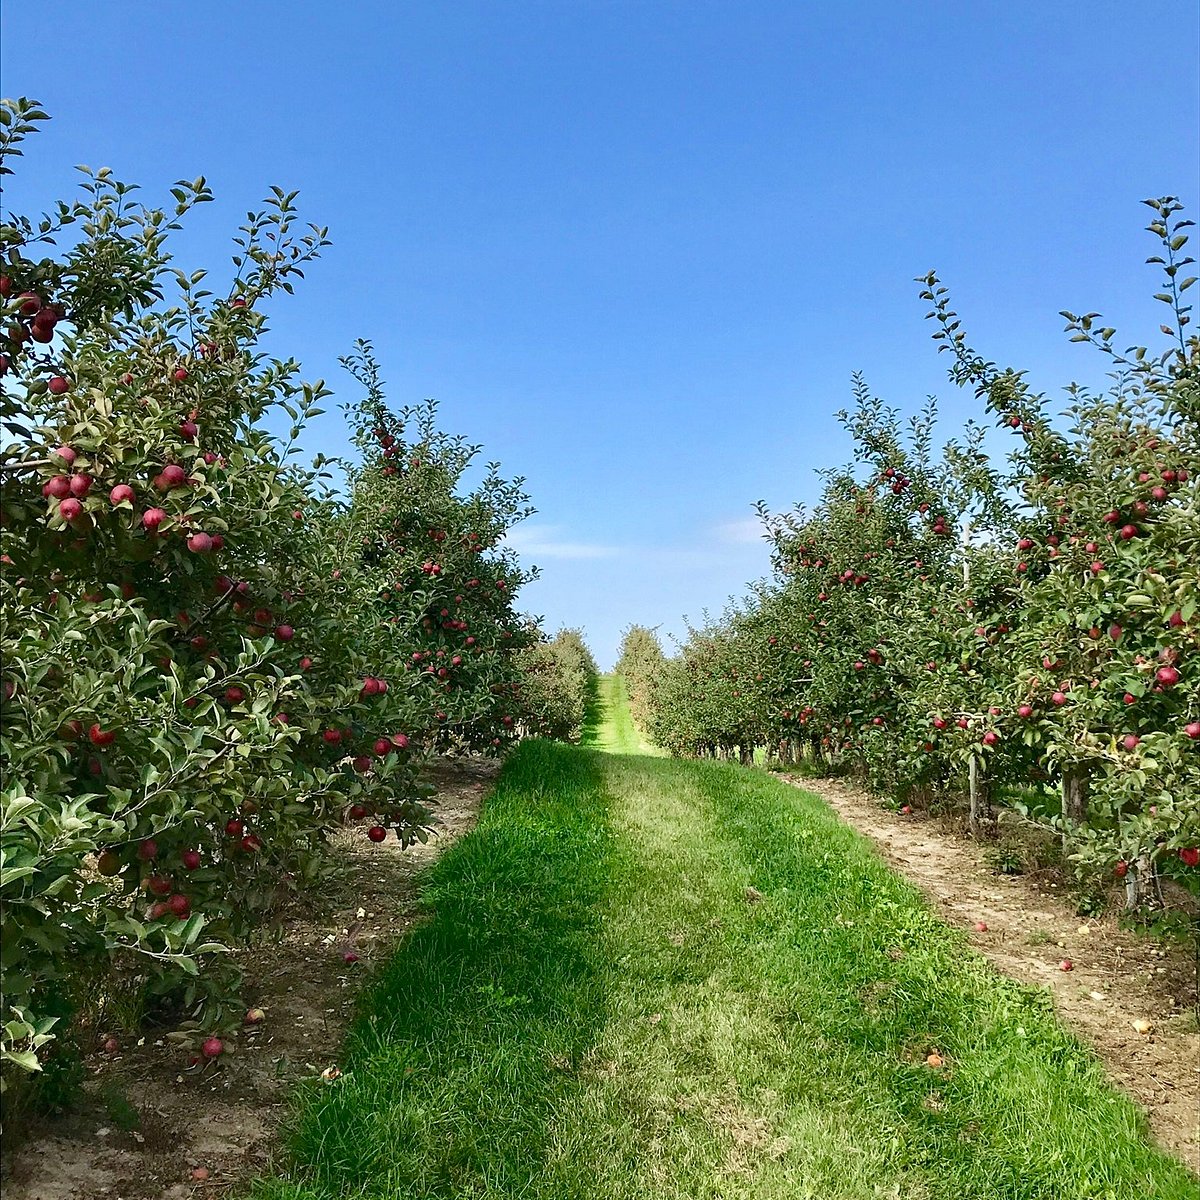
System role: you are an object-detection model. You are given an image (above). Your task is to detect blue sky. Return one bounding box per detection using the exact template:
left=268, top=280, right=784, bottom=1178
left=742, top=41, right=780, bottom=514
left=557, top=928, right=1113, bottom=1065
left=3, top=2, right=1197, bottom=666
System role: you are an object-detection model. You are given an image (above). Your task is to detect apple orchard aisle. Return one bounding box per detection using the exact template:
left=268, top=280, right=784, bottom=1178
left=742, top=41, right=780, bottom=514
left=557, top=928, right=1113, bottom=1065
left=247, top=675, right=1196, bottom=1200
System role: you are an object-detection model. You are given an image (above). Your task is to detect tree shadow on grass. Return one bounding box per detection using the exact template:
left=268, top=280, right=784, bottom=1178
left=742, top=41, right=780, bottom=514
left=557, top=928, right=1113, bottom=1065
left=578, top=673, right=605, bottom=747
left=263, top=739, right=617, bottom=1200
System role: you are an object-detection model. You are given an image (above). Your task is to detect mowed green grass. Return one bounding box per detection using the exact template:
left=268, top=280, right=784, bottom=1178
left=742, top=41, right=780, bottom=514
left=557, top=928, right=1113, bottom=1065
left=580, top=671, right=662, bottom=755
left=248, top=678, right=1197, bottom=1200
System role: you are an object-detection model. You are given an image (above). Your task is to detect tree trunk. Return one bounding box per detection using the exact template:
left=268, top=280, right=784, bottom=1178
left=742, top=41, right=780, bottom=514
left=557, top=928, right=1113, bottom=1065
left=968, top=756, right=995, bottom=839
left=1061, top=767, right=1089, bottom=856
left=1124, top=853, right=1158, bottom=913
left=739, top=744, right=754, bottom=767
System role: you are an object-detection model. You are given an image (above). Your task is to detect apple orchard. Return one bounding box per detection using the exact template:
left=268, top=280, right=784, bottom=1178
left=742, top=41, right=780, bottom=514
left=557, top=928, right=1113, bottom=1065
left=1, top=94, right=1198, bottom=1106
left=619, top=202, right=1198, bottom=911
left=0, top=99, right=581, bottom=1090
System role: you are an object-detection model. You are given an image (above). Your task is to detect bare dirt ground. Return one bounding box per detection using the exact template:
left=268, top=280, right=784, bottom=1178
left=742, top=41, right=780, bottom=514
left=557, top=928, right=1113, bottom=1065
left=4, top=758, right=498, bottom=1200
left=784, top=774, right=1200, bottom=1172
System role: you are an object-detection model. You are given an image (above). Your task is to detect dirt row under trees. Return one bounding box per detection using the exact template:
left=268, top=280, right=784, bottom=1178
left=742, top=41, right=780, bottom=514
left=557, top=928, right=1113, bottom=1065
left=2, top=760, right=499, bottom=1200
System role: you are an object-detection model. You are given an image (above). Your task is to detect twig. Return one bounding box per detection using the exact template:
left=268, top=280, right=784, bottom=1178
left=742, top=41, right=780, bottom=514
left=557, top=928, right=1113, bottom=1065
left=0, top=458, right=53, bottom=475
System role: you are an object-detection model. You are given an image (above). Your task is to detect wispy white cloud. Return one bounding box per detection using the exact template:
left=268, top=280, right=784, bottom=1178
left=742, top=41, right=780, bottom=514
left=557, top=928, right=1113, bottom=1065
left=713, top=517, right=768, bottom=545
left=501, top=523, right=620, bottom=560
left=501, top=518, right=772, bottom=568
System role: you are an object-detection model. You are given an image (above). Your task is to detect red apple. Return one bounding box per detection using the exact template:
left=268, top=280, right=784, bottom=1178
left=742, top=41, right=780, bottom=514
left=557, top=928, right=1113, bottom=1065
left=157, top=463, right=187, bottom=489
left=109, top=483, right=135, bottom=505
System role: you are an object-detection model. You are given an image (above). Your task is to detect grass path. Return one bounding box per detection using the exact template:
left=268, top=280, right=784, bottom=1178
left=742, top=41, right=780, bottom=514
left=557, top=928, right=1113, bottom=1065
left=250, top=678, right=1198, bottom=1199
left=580, top=672, right=661, bottom=755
